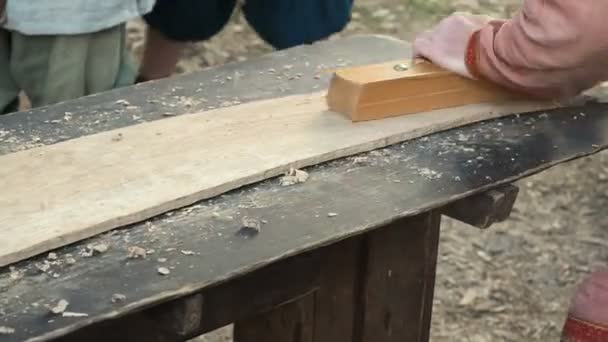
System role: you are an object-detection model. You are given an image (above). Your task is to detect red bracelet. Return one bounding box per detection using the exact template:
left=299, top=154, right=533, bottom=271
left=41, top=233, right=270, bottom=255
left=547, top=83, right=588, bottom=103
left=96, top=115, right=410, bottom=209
left=562, top=315, right=608, bottom=342
left=465, top=30, right=481, bottom=79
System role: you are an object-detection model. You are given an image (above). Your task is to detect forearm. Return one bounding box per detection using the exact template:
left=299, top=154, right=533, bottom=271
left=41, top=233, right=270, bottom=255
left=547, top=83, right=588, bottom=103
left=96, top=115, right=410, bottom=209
left=470, top=0, right=608, bottom=98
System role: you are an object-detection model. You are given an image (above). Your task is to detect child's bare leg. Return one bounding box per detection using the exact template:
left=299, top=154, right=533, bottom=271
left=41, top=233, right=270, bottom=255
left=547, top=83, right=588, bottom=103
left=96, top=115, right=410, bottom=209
left=137, top=26, right=187, bottom=82
left=0, top=29, right=21, bottom=114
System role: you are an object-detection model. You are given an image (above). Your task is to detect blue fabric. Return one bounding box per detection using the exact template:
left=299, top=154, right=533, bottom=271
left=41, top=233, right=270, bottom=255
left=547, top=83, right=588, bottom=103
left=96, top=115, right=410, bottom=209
left=143, top=0, right=354, bottom=49
left=243, top=0, right=354, bottom=49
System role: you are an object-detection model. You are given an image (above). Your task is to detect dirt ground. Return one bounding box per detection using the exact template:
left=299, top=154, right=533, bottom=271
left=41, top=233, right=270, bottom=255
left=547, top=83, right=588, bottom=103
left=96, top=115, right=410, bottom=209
left=126, top=1, right=608, bottom=341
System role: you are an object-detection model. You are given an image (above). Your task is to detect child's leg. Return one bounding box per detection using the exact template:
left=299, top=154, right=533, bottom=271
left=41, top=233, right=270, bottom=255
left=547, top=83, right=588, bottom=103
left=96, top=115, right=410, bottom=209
left=0, top=29, right=21, bottom=114
left=9, top=24, right=135, bottom=109
left=138, top=0, right=238, bottom=81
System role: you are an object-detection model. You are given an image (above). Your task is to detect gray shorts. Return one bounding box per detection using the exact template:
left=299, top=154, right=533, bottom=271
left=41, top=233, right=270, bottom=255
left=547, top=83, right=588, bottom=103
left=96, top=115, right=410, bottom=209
left=0, top=24, right=136, bottom=114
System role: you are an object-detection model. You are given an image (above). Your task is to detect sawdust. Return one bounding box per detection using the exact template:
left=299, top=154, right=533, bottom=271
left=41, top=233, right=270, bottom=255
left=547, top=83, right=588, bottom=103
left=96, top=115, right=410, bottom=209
left=279, top=168, right=309, bottom=186
left=111, top=293, right=127, bottom=303
left=0, top=326, right=15, bottom=335
left=127, top=246, right=147, bottom=259
left=157, top=267, right=171, bottom=276
left=237, top=217, right=262, bottom=238
left=62, top=312, right=89, bottom=318
left=111, top=133, right=123, bottom=142
left=50, top=299, right=69, bottom=315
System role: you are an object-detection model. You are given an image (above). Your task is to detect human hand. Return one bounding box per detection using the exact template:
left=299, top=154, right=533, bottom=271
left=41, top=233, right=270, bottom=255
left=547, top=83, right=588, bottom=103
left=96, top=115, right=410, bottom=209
left=412, top=12, right=494, bottom=78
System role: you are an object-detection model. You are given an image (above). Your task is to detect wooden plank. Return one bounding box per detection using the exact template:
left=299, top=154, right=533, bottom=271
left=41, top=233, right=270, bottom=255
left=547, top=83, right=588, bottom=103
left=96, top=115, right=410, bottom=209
left=443, top=184, right=519, bottom=229
left=358, top=212, right=441, bottom=342
left=326, top=59, right=528, bottom=122
left=0, top=88, right=560, bottom=267
left=234, top=292, right=315, bottom=342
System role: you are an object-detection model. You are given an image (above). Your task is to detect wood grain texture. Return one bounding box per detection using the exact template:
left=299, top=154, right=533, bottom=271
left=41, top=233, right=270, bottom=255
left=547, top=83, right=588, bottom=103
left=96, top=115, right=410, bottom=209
left=0, top=91, right=559, bottom=267
left=359, top=212, right=441, bottom=342
left=234, top=292, right=315, bottom=342
left=326, top=60, right=526, bottom=122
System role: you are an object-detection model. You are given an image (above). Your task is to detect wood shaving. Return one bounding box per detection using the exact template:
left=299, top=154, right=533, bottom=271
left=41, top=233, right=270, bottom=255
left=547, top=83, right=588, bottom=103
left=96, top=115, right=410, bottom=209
left=9, top=267, right=23, bottom=281
left=127, top=246, right=147, bottom=259
left=88, top=243, right=109, bottom=254
left=327, top=212, right=338, bottom=217
left=111, top=293, right=126, bottom=303
left=237, top=217, right=262, bottom=238
left=0, top=326, right=15, bottom=335
left=241, top=217, right=261, bottom=232
left=50, top=299, right=69, bottom=314
left=62, top=312, right=88, bottom=318
left=111, top=133, right=123, bottom=142
left=65, top=255, right=77, bottom=265
left=280, top=168, right=309, bottom=186
left=157, top=267, right=170, bottom=275
left=35, top=262, right=50, bottom=273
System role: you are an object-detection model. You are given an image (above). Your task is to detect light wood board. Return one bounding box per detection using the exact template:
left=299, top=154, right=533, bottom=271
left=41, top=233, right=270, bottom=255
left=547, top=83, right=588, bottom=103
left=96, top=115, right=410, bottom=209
left=0, top=92, right=560, bottom=266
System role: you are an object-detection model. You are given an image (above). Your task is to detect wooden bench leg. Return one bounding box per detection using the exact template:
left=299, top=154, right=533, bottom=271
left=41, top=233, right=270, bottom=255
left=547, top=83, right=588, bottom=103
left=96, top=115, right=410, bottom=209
left=356, top=211, right=441, bottom=342
left=234, top=292, right=315, bottom=342
left=234, top=211, right=441, bottom=342
left=233, top=237, right=361, bottom=342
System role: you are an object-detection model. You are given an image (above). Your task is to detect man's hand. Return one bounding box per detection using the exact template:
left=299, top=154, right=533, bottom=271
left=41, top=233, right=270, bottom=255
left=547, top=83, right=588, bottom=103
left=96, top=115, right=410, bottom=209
left=412, top=12, right=494, bottom=79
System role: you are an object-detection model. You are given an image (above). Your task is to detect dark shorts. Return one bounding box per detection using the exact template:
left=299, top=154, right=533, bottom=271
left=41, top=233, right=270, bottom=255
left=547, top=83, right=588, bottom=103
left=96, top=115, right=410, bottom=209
left=143, top=0, right=354, bottom=49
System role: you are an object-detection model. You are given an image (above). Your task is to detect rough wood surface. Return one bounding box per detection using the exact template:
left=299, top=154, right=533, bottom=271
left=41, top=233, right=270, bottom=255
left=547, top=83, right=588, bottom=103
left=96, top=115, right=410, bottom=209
left=359, top=212, right=441, bottom=342
left=326, top=59, right=526, bottom=122
left=0, top=88, right=560, bottom=267
left=313, top=238, right=362, bottom=342
left=234, top=292, right=316, bottom=342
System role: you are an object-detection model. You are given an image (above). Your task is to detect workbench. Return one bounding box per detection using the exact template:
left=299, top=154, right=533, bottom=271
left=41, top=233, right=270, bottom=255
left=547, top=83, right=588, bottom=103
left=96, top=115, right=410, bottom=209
left=1, top=35, right=607, bottom=342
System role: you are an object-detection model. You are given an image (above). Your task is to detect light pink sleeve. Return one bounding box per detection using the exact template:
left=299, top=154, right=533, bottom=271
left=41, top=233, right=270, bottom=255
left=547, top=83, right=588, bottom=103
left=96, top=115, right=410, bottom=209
left=474, top=0, right=608, bottom=98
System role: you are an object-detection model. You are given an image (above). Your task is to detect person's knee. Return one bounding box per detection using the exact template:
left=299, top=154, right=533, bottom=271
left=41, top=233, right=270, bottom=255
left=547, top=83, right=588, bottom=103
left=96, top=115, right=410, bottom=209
left=143, top=0, right=238, bottom=42
left=244, top=0, right=354, bottom=50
